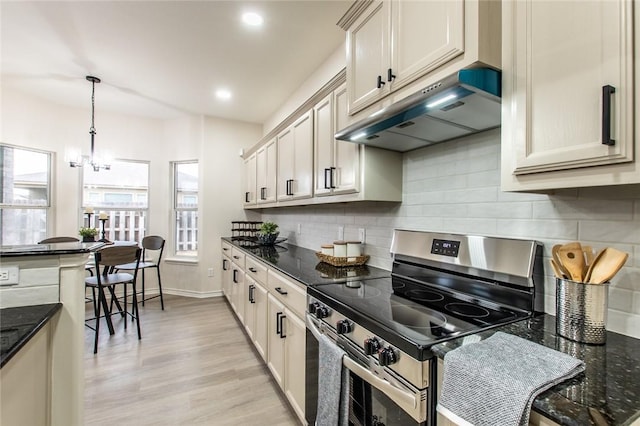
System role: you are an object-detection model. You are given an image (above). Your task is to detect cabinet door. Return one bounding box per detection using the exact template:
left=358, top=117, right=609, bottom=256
left=314, top=93, right=334, bottom=196
left=276, top=127, right=294, bottom=201
left=253, top=282, right=269, bottom=361
left=504, top=0, right=633, bottom=177
left=231, top=265, right=245, bottom=323
left=267, top=294, right=286, bottom=388
left=333, top=83, right=360, bottom=195
left=390, top=0, right=464, bottom=91
left=222, top=255, right=232, bottom=302
left=346, top=0, right=391, bottom=114
left=257, top=137, right=277, bottom=204
left=292, top=110, right=314, bottom=200
left=243, top=153, right=256, bottom=206
left=244, top=276, right=257, bottom=340
left=284, top=310, right=306, bottom=421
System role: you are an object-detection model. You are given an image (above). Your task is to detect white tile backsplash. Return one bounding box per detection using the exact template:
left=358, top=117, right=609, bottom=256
left=262, top=129, right=640, bottom=338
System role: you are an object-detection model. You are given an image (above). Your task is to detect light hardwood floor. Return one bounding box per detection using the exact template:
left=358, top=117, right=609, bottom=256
left=84, top=295, right=300, bottom=425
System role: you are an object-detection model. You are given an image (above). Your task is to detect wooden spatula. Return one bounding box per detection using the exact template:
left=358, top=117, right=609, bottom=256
left=549, top=259, right=566, bottom=279
left=558, top=242, right=586, bottom=282
left=552, top=244, right=572, bottom=280
left=587, top=247, right=629, bottom=284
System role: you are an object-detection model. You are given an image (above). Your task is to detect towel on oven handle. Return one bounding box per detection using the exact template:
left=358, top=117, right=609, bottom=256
left=436, top=331, right=584, bottom=426
left=316, top=333, right=350, bottom=426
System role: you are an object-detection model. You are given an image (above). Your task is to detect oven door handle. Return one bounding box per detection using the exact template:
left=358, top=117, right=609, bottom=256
left=342, top=355, right=418, bottom=411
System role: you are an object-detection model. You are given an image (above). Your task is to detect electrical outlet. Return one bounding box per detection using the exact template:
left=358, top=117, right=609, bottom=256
left=297, top=223, right=301, bottom=235
left=207, top=268, right=214, bottom=277
left=0, top=266, right=19, bottom=286
left=359, top=228, right=366, bottom=243
left=338, top=226, right=344, bottom=240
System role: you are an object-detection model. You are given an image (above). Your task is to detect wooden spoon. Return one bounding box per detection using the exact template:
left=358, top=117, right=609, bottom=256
left=549, top=259, right=566, bottom=279
left=587, top=247, right=629, bottom=284
left=584, top=249, right=605, bottom=283
left=582, top=245, right=595, bottom=279
left=552, top=244, right=572, bottom=280
left=557, top=243, right=586, bottom=282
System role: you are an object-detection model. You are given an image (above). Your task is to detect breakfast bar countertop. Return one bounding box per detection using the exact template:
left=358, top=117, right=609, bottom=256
left=432, top=314, right=640, bottom=426
left=0, top=241, right=106, bottom=258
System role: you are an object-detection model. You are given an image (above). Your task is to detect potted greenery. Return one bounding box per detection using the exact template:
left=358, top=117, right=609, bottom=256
left=257, top=221, right=279, bottom=245
left=79, top=227, right=98, bottom=242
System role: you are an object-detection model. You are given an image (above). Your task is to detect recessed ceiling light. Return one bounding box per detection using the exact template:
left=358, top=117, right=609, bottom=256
left=215, top=89, right=232, bottom=100
left=242, top=12, right=263, bottom=27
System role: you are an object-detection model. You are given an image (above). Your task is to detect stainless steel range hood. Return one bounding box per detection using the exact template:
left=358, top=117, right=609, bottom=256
left=335, top=68, right=501, bottom=152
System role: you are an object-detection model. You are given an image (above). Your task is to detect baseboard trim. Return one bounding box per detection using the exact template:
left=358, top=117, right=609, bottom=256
left=163, top=289, right=222, bottom=298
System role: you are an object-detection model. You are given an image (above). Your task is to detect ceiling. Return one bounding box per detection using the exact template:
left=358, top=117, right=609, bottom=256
left=1, top=1, right=351, bottom=124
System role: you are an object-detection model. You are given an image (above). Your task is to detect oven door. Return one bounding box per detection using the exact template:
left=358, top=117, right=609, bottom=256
left=306, top=314, right=431, bottom=426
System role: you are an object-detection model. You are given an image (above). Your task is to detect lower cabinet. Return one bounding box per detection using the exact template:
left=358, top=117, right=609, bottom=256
left=221, top=242, right=307, bottom=424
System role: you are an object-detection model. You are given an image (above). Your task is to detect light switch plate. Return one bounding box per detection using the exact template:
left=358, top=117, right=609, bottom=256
left=0, top=266, right=19, bottom=286
left=359, top=228, right=366, bottom=243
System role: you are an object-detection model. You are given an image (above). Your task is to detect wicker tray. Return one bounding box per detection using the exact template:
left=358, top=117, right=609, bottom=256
left=315, top=252, right=370, bottom=267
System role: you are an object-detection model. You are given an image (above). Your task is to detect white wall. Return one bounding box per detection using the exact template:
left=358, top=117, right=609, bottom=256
left=262, top=129, right=640, bottom=339
left=1, top=87, right=262, bottom=297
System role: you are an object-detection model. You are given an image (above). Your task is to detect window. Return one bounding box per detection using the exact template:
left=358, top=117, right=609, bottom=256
left=0, top=144, right=51, bottom=245
left=173, top=161, right=198, bottom=257
left=83, top=160, right=149, bottom=242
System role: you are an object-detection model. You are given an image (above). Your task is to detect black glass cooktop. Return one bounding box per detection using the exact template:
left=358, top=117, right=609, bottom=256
left=308, top=275, right=529, bottom=360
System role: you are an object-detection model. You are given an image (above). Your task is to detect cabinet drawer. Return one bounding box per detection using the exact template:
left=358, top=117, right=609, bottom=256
left=267, top=270, right=306, bottom=318
left=246, top=256, right=267, bottom=285
left=231, top=248, right=246, bottom=268
left=221, top=241, right=232, bottom=255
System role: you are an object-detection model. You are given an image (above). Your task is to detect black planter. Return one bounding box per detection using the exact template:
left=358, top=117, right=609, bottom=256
left=82, top=236, right=96, bottom=243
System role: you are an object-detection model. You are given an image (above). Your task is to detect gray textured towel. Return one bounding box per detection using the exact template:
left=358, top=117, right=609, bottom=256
left=316, top=334, right=350, bottom=426
left=437, top=331, right=584, bottom=426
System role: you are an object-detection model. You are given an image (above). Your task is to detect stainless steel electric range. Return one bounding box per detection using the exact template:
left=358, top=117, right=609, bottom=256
left=305, top=230, right=543, bottom=426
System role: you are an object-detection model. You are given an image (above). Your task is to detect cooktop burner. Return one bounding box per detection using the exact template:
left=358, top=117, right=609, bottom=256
left=405, top=289, right=445, bottom=302
left=445, top=303, right=490, bottom=318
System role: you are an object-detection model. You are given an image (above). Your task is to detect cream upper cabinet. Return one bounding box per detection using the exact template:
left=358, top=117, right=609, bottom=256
left=346, top=0, right=464, bottom=114
left=256, top=137, right=277, bottom=204
left=277, top=110, right=314, bottom=201
left=243, top=153, right=256, bottom=207
left=501, top=0, right=637, bottom=191
left=314, top=83, right=360, bottom=197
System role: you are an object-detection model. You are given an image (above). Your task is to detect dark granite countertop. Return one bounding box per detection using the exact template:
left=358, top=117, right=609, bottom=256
left=0, top=241, right=106, bottom=257
left=0, top=303, right=62, bottom=368
left=432, top=314, right=640, bottom=426
left=222, top=237, right=391, bottom=285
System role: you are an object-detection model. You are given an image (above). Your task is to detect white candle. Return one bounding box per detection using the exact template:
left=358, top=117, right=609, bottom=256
left=99, top=212, right=108, bottom=220
left=84, top=207, right=94, bottom=214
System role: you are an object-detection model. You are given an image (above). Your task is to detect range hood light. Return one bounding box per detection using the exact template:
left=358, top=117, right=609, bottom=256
left=351, top=132, right=367, bottom=141
left=426, top=93, right=457, bottom=109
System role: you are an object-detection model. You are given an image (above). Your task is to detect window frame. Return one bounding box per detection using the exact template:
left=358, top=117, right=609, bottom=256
left=0, top=143, right=52, bottom=245
left=172, top=160, right=199, bottom=258
left=81, top=158, right=150, bottom=243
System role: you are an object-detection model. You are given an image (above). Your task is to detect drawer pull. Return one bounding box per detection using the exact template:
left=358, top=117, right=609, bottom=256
left=248, top=267, right=257, bottom=273
left=274, top=287, right=288, bottom=296
left=233, top=255, right=240, bottom=260
left=602, top=84, right=615, bottom=146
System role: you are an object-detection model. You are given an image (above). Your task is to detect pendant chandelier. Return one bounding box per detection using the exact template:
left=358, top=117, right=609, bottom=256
left=69, top=75, right=111, bottom=171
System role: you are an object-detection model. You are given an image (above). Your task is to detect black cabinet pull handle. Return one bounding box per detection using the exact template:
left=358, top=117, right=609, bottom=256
left=276, top=312, right=282, bottom=336
left=324, top=168, right=331, bottom=189
left=377, top=75, right=385, bottom=89
left=222, top=247, right=229, bottom=251
left=260, top=187, right=266, bottom=200
left=232, top=269, right=238, bottom=283
left=249, top=284, right=255, bottom=303
left=279, top=314, right=286, bottom=338
left=286, top=179, right=294, bottom=196
left=602, top=85, right=615, bottom=146
left=274, top=287, right=288, bottom=295
left=387, top=68, right=396, bottom=82
left=222, top=259, right=228, bottom=271
left=233, top=255, right=240, bottom=260
left=330, top=167, right=336, bottom=189
left=245, top=191, right=250, bottom=203
left=248, top=267, right=257, bottom=273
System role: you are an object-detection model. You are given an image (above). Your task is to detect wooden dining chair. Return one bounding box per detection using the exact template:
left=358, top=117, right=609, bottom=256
left=116, top=235, right=166, bottom=310
left=85, top=245, right=142, bottom=354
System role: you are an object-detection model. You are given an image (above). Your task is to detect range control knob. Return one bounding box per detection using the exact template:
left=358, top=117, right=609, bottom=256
left=364, top=337, right=381, bottom=355
left=378, top=346, right=398, bottom=366
left=315, top=306, right=330, bottom=319
left=336, top=319, right=353, bottom=334
left=308, top=302, right=319, bottom=314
